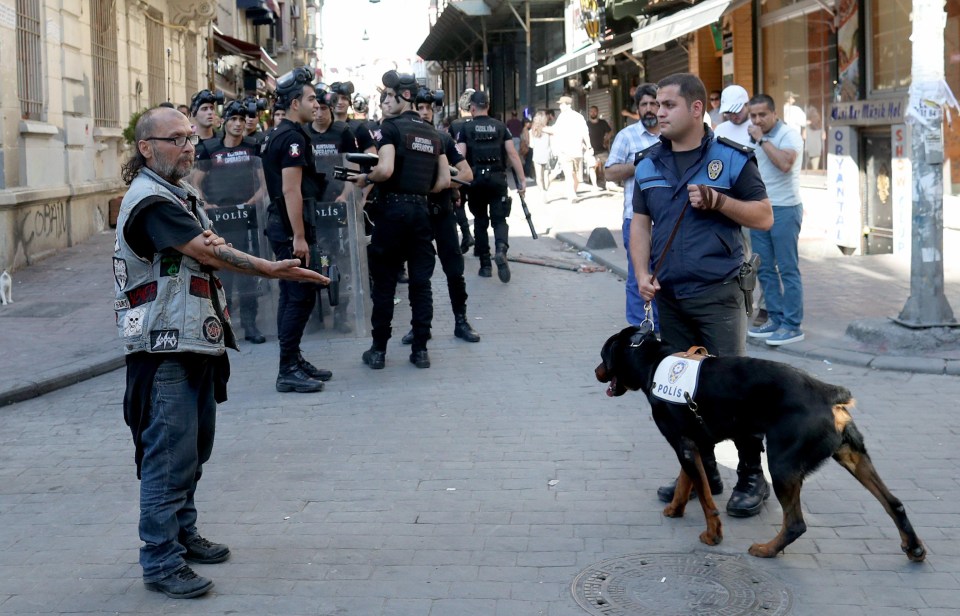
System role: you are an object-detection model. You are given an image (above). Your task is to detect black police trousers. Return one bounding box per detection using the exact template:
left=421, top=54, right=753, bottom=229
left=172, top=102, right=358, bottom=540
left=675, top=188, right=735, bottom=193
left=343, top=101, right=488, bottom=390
left=369, top=195, right=435, bottom=352
left=270, top=240, right=318, bottom=363
left=429, top=201, right=468, bottom=315
left=467, top=183, right=510, bottom=260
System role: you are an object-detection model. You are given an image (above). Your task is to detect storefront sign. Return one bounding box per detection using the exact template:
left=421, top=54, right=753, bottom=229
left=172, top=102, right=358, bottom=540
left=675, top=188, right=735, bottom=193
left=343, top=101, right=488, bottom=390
left=827, top=126, right=862, bottom=250
left=891, top=124, right=912, bottom=257
left=830, top=99, right=907, bottom=126
left=829, top=99, right=906, bottom=126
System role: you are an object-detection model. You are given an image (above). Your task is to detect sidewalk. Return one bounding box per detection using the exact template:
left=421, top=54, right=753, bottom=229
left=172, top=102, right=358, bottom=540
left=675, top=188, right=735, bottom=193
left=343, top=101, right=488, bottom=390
left=1, top=191, right=959, bottom=407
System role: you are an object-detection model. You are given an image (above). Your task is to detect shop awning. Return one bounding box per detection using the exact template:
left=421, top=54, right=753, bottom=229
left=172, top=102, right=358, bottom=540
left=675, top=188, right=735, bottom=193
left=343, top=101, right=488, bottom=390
left=417, top=5, right=474, bottom=61
left=631, top=0, right=730, bottom=54
left=535, top=42, right=601, bottom=86
left=600, top=32, right=634, bottom=57
left=212, top=31, right=278, bottom=77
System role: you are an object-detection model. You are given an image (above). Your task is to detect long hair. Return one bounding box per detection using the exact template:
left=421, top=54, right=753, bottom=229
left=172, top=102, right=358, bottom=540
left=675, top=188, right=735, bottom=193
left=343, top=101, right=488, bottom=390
left=120, top=109, right=160, bottom=185
left=531, top=111, right=548, bottom=138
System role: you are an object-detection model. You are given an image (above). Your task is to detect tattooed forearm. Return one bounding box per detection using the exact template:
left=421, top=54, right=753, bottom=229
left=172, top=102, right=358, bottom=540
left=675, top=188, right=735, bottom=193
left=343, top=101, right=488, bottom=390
left=213, top=245, right=257, bottom=271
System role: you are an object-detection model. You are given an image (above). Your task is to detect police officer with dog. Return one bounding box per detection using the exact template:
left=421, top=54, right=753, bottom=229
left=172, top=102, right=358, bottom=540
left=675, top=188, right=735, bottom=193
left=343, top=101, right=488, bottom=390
left=194, top=99, right=267, bottom=345
left=261, top=67, right=333, bottom=393
left=456, top=90, right=527, bottom=282
left=397, top=86, right=480, bottom=345
left=629, top=73, right=773, bottom=517
left=350, top=71, right=450, bottom=370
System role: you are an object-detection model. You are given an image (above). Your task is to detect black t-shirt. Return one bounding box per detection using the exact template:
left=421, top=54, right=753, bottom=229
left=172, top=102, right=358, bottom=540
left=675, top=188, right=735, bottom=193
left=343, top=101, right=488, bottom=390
left=429, top=132, right=465, bottom=207
left=125, top=198, right=205, bottom=260
left=588, top=118, right=612, bottom=153
left=261, top=119, right=311, bottom=201
left=348, top=119, right=376, bottom=152
left=672, top=148, right=701, bottom=181
left=304, top=121, right=358, bottom=200
left=195, top=138, right=261, bottom=205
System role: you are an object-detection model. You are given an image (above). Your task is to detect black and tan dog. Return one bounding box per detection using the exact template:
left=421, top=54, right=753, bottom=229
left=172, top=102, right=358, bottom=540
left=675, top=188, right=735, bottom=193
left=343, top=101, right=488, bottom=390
left=595, top=326, right=926, bottom=561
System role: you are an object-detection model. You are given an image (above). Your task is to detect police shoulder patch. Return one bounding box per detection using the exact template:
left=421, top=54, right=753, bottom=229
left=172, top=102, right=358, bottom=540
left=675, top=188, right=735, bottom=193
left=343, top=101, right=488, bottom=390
left=707, top=159, right=723, bottom=180
left=716, top=135, right=753, bottom=153
left=288, top=142, right=301, bottom=158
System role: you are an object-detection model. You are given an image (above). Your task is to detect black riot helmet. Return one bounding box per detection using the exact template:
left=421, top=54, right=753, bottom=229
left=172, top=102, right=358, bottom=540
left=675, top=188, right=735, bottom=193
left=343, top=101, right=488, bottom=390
left=314, top=85, right=338, bottom=108
left=190, top=89, right=225, bottom=116
left=329, top=81, right=355, bottom=97
left=222, top=99, right=246, bottom=120
left=415, top=87, right=445, bottom=107
left=381, top=70, right=418, bottom=102
left=275, top=66, right=314, bottom=106
left=352, top=94, right=369, bottom=114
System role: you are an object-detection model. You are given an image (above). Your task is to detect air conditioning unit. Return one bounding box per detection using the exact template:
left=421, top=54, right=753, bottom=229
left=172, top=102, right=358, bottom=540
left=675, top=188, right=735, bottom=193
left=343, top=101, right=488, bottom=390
left=263, top=38, right=276, bottom=55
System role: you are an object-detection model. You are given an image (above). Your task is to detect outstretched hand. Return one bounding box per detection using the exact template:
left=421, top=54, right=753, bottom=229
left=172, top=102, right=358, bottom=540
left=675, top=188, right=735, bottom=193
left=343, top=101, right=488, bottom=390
left=270, top=259, right=330, bottom=285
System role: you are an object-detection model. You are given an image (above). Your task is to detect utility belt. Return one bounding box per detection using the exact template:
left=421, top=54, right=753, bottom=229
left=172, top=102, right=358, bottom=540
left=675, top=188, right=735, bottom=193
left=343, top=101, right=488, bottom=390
left=382, top=192, right=428, bottom=206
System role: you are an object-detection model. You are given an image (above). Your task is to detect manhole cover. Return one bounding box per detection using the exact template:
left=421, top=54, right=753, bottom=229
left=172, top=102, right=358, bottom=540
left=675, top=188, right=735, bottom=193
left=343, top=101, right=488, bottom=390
left=572, top=552, right=793, bottom=615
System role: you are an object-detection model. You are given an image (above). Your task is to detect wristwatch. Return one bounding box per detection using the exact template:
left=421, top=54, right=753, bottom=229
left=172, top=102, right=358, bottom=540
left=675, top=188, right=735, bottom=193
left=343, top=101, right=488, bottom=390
left=757, top=137, right=767, bottom=146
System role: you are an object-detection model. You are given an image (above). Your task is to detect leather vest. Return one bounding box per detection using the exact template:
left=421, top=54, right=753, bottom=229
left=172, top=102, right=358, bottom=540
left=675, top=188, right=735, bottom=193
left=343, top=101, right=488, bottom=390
left=114, top=170, right=238, bottom=355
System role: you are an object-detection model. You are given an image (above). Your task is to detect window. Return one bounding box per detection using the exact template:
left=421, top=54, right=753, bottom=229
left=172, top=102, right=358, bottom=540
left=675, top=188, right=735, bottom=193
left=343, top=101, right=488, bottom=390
left=17, top=0, right=43, bottom=120
left=146, top=9, right=167, bottom=105
left=870, top=0, right=912, bottom=92
left=760, top=1, right=835, bottom=171
left=91, top=0, right=119, bottom=127
left=185, top=33, right=198, bottom=96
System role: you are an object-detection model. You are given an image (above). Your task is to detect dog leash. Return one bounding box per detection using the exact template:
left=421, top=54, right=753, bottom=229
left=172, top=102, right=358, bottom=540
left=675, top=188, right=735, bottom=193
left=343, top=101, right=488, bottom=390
left=639, top=198, right=691, bottom=331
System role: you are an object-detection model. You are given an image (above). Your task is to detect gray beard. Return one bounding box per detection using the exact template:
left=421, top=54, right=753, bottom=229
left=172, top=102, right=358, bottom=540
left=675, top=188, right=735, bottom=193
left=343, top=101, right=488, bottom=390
left=152, top=158, right=190, bottom=184
left=641, top=115, right=658, bottom=129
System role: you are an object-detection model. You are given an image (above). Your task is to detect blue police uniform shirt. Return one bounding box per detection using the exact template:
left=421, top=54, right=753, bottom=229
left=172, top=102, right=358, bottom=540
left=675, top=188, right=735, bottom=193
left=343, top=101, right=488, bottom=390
left=633, top=131, right=767, bottom=299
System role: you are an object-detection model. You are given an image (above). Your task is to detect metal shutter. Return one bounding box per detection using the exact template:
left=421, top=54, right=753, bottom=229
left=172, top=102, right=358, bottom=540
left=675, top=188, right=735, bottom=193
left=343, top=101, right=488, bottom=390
left=644, top=41, right=690, bottom=84
left=587, top=89, right=614, bottom=123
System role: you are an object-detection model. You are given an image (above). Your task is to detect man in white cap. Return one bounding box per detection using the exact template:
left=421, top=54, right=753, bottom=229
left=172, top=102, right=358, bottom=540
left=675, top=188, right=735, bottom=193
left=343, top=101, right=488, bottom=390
left=713, top=84, right=754, bottom=149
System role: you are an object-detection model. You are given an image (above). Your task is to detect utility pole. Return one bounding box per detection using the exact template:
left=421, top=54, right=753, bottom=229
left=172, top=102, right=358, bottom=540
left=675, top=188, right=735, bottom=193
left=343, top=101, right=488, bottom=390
left=895, top=0, right=957, bottom=328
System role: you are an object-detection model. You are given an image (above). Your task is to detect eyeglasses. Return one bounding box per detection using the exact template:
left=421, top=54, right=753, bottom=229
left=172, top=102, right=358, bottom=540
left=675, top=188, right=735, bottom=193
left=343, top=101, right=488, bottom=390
left=144, top=134, right=200, bottom=147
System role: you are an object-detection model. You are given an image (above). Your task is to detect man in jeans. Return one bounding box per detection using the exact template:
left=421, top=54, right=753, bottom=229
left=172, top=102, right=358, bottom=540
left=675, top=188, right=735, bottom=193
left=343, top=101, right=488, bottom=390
left=745, top=94, right=805, bottom=346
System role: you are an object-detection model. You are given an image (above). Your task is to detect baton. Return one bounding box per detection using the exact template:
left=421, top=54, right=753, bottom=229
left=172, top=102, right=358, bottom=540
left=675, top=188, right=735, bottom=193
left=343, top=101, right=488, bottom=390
left=508, top=166, right=538, bottom=240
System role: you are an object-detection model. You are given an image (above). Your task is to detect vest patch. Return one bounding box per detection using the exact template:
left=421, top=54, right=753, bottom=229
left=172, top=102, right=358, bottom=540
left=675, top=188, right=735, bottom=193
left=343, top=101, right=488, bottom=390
left=651, top=355, right=705, bottom=405
left=114, top=298, right=131, bottom=311
left=127, top=281, right=158, bottom=308
left=407, top=134, right=437, bottom=155
left=289, top=143, right=301, bottom=158
left=707, top=159, right=723, bottom=181
left=122, top=306, right=146, bottom=337
left=189, top=276, right=211, bottom=299
left=160, top=255, right=182, bottom=277
left=150, top=329, right=180, bottom=351
left=202, top=316, right=224, bottom=343
left=113, top=258, right=128, bottom=289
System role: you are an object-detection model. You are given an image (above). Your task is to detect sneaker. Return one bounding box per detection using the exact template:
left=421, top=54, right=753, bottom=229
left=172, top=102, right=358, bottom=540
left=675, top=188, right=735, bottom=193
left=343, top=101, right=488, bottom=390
left=144, top=564, right=213, bottom=599
left=182, top=534, right=231, bottom=564
left=766, top=327, right=805, bottom=346
left=747, top=320, right=780, bottom=339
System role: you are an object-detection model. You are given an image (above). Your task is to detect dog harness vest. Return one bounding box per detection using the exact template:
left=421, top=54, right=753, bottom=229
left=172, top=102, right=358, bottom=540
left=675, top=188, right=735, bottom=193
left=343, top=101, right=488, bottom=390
left=634, top=134, right=754, bottom=299
left=651, top=347, right=711, bottom=405
left=114, top=169, right=238, bottom=356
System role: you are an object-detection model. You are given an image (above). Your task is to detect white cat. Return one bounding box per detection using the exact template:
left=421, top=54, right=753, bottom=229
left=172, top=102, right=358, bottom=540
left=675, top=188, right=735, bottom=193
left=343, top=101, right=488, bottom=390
left=0, top=270, right=11, bottom=305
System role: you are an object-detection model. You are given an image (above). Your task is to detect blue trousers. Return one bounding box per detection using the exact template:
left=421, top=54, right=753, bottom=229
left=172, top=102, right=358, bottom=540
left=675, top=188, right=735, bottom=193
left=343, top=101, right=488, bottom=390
left=139, top=357, right=216, bottom=581
left=622, top=217, right=659, bottom=329
left=750, top=205, right=803, bottom=329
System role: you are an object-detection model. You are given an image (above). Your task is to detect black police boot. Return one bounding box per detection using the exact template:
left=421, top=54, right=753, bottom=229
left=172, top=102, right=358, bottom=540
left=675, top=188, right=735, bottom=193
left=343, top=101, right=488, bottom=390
left=726, top=464, right=770, bottom=517
left=402, top=330, right=431, bottom=345
left=243, top=323, right=266, bottom=344
left=656, top=459, right=724, bottom=503
left=297, top=352, right=332, bottom=381
left=454, top=312, right=480, bottom=342
left=494, top=246, right=511, bottom=283
left=460, top=227, right=475, bottom=254
left=409, top=349, right=430, bottom=369
left=362, top=346, right=386, bottom=370
left=478, top=256, right=492, bottom=278
left=276, top=357, right=324, bottom=393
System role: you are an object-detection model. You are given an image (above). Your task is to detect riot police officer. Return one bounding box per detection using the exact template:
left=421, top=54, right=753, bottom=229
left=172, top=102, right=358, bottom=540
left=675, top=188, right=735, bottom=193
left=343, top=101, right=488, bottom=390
left=448, top=90, right=476, bottom=254
left=348, top=94, right=377, bottom=153
left=240, top=97, right=267, bottom=147
left=261, top=67, right=332, bottom=393
left=329, top=82, right=354, bottom=124
left=189, top=89, right=225, bottom=144
left=399, top=87, right=480, bottom=345
left=194, top=99, right=267, bottom=344
left=304, top=86, right=358, bottom=332
left=350, top=71, right=450, bottom=370
left=456, top=90, right=527, bottom=283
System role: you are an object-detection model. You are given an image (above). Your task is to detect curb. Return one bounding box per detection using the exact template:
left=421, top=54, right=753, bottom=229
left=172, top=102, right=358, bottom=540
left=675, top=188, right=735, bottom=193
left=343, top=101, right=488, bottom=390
left=557, top=230, right=959, bottom=376
left=0, top=354, right=125, bottom=407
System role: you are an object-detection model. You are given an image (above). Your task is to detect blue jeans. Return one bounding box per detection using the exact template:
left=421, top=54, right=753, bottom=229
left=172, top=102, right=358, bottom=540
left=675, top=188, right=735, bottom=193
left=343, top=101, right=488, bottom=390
left=139, top=357, right=216, bottom=581
left=750, top=205, right=803, bottom=329
left=622, top=217, right=659, bottom=329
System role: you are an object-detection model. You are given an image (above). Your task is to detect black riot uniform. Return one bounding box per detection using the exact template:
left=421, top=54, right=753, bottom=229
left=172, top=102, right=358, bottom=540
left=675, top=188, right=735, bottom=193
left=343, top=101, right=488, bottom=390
left=262, top=110, right=331, bottom=392
left=348, top=118, right=376, bottom=153
left=365, top=110, right=441, bottom=365
left=303, top=118, right=358, bottom=331
left=457, top=112, right=513, bottom=276
left=195, top=136, right=264, bottom=342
